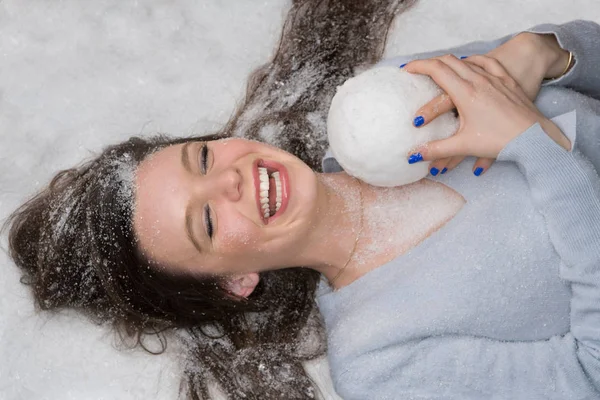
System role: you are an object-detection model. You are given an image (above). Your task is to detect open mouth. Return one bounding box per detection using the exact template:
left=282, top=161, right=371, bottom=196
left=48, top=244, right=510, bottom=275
left=253, top=159, right=289, bottom=224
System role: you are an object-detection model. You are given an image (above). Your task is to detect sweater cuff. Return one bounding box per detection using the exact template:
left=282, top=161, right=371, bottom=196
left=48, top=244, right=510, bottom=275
left=497, top=122, right=567, bottom=167
left=498, top=111, right=577, bottom=164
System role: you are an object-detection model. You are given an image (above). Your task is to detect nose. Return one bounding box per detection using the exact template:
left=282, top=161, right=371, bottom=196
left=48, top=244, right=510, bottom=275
left=204, top=167, right=242, bottom=202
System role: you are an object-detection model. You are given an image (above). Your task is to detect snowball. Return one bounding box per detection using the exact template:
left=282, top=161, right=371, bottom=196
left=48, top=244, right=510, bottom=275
left=327, top=66, right=458, bottom=187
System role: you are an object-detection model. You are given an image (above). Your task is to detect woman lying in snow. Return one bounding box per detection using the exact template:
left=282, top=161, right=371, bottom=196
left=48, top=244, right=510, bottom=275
left=5, top=0, right=600, bottom=398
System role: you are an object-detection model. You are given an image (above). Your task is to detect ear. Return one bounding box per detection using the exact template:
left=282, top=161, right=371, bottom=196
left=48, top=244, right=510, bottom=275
left=223, top=273, right=260, bottom=298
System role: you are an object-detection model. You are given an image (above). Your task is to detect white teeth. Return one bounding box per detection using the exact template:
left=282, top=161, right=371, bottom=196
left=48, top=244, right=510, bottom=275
left=258, top=167, right=270, bottom=193
left=258, top=167, right=268, bottom=182
left=258, top=167, right=284, bottom=219
left=273, top=172, right=282, bottom=209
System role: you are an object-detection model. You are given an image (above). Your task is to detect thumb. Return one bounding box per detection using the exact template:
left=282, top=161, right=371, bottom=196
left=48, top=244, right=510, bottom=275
left=408, top=135, right=466, bottom=163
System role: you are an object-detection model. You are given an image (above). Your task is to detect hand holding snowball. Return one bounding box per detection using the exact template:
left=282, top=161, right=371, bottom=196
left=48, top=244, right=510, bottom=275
left=411, top=32, right=571, bottom=176
left=404, top=55, right=571, bottom=165
left=327, top=66, right=458, bottom=187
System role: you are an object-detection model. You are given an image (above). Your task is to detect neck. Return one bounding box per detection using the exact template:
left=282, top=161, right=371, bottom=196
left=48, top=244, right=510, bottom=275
left=291, top=173, right=466, bottom=290
left=294, top=173, right=364, bottom=287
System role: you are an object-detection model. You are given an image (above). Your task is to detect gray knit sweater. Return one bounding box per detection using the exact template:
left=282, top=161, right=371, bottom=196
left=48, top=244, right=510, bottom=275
left=318, top=20, right=600, bottom=400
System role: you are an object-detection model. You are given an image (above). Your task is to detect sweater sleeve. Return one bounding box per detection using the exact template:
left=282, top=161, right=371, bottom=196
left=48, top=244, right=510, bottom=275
left=333, top=124, right=600, bottom=400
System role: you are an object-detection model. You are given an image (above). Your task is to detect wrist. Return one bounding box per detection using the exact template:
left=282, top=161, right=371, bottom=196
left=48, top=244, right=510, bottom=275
left=525, top=32, right=571, bottom=79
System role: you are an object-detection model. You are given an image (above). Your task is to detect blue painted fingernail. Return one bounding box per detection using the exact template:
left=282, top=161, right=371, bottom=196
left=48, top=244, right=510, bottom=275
left=414, top=116, right=425, bottom=127
left=430, top=167, right=439, bottom=176
left=441, top=168, right=448, bottom=174
left=474, top=167, right=484, bottom=176
left=408, top=153, right=423, bottom=164
left=460, top=55, right=468, bottom=59
left=400, top=63, right=407, bottom=68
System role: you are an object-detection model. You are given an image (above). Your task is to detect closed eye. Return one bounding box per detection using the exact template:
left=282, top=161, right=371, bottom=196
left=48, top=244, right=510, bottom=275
left=200, top=143, right=209, bottom=174
left=204, top=204, right=214, bottom=239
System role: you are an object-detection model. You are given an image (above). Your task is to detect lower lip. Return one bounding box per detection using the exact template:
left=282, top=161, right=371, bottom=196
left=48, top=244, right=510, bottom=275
left=253, top=159, right=290, bottom=224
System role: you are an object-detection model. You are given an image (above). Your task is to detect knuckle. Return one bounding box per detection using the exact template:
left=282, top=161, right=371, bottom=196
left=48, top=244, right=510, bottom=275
left=489, top=57, right=503, bottom=69
left=429, top=94, right=449, bottom=111
left=464, top=83, right=478, bottom=98
left=430, top=59, right=445, bottom=68
left=502, top=78, right=515, bottom=89
left=439, top=95, right=454, bottom=109
left=506, top=77, right=519, bottom=89
left=489, top=75, right=504, bottom=86
left=440, top=54, right=458, bottom=62
left=472, top=74, right=490, bottom=87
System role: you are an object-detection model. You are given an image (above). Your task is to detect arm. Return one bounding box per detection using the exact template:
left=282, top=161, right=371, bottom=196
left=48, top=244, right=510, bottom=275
left=387, top=20, right=600, bottom=177
left=336, top=334, right=598, bottom=399
left=334, top=125, right=600, bottom=400
left=381, top=20, right=600, bottom=99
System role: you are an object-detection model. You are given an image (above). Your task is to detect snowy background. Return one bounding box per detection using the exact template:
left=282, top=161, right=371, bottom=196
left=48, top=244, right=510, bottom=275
left=1, top=1, right=599, bottom=399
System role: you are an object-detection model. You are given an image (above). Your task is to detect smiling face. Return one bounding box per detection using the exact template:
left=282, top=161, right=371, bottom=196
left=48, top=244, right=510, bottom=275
left=133, top=138, right=319, bottom=279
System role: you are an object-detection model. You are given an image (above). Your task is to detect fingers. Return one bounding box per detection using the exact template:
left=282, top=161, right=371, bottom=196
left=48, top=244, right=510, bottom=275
left=465, top=55, right=527, bottom=100
left=425, top=156, right=495, bottom=177
left=408, top=135, right=467, bottom=163
left=445, top=156, right=465, bottom=171
left=464, top=55, right=508, bottom=78
left=407, top=54, right=536, bottom=165
left=465, top=60, right=534, bottom=115
left=414, top=93, right=455, bottom=127
left=408, top=55, right=487, bottom=126
left=404, top=57, right=470, bottom=103
left=428, top=156, right=464, bottom=176
left=472, top=157, right=494, bottom=176
left=466, top=56, right=531, bottom=105
left=434, top=54, right=480, bottom=81
left=428, top=158, right=450, bottom=176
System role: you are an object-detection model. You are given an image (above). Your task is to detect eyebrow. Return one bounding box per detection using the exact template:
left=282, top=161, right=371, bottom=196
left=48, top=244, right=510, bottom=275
left=181, top=142, right=203, bottom=254
left=181, top=141, right=193, bottom=174
left=185, top=211, right=203, bottom=254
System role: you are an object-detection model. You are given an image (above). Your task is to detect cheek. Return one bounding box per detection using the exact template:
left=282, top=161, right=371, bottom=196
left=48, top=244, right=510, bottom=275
left=217, top=213, right=261, bottom=254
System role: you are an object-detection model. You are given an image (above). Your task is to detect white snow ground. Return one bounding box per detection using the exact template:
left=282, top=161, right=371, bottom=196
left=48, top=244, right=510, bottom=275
left=1, top=1, right=599, bottom=399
